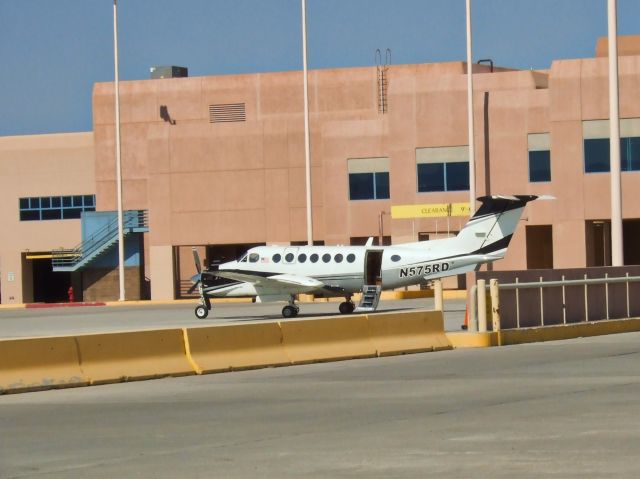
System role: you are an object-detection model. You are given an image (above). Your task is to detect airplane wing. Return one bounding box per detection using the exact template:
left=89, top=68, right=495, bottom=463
left=214, top=270, right=324, bottom=294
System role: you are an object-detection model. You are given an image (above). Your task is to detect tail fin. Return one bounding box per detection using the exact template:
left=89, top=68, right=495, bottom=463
left=455, top=195, right=541, bottom=258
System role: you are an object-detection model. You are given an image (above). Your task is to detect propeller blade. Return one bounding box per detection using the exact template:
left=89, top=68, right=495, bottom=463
left=187, top=281, right=200, bottom=295
left=192, top=247, right=202, bottom=274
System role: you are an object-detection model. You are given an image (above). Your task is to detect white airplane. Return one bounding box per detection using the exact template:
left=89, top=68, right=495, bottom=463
left=190, top=195, right=544, bottom=319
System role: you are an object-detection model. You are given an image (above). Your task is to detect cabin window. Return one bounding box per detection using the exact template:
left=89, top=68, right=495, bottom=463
left=272, top=254, right=281, bottom=263
left=334, top=254, right=343, bottom=263
left=391, top=254, right=401, bottom=262
left=285, top=253, right=295, bottom=263
left=249, top=253, right=260, bottom=263
left=310, top=253, right=319, bottom=263
left=346, top=253, right=356, bottom=263
left=322, top=253, right=331, bottom=263
left=298, top=253, right=307, bottom=263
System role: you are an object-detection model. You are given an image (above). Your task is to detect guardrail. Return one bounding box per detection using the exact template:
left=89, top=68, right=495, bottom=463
left=468, top=274, right=640, bottom=332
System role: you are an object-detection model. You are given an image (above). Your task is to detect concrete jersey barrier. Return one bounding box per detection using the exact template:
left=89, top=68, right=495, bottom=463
left=0, top=336, right=86, bottom=394
left=186, top=322, right=290, bottom=373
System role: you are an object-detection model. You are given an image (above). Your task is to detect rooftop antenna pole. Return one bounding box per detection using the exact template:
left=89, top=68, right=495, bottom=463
left=302, top=0, right=314, bottom=245
left=466, top=0, right=476, bottom=214
left=608, top=0, right=623, bottom=266
left=113, top=0, right=126, bottom=300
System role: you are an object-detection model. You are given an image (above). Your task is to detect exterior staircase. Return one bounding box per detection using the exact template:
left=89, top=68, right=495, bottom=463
left=354, top=284, right=382, bottom=313
left=52, top=210, right=148, bottom=272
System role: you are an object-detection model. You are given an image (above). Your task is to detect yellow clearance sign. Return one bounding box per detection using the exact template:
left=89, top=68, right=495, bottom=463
left=391, top=202, right=470, bottom=219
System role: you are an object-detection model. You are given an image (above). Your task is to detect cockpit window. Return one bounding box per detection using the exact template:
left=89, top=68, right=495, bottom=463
left=239, top=253, right=248, bottom=263
left=249, top=253, right=260, bottom=263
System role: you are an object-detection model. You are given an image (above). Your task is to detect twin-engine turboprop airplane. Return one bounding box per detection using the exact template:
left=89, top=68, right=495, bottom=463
left=190, top=195, right=545, bottom=319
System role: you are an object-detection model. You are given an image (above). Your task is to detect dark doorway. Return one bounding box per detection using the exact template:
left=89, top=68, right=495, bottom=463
left=31, top=258, right=71, bottom=303
left=623, top=219, right=640, bottom=265
left=586, top=220, right=611, bottom=267
left=526, top=225, right=553, bottom=269
left=364, top=250, right=383, bottom=285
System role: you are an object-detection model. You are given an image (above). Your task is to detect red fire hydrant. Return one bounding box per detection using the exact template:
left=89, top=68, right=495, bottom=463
left=68, top=286, right=75, bottom=303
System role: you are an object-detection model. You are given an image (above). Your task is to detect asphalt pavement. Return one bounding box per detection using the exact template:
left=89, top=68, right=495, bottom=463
left=0, top=298, right=467, bottom=339
left=1, top=332, right=639, bottom=478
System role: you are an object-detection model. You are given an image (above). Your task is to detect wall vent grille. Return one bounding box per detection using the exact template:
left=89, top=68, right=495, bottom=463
left=209, top=103, right=246, bottom=123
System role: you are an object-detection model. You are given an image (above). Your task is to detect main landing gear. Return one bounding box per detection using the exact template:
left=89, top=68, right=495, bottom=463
left=338, top=296, right=355, bottom=315
left=282, top=295, right=300, bottom=318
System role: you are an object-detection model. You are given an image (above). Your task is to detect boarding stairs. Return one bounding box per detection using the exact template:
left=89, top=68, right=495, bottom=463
left=354, top=284, right=382, bottom=313
left=52, top=210, right=148, bottom=272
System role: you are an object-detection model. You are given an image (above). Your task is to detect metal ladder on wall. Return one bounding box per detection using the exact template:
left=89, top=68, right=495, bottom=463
left=376, top=48, right=391, bottom=114
left=354, top=284, right=383, bottom=313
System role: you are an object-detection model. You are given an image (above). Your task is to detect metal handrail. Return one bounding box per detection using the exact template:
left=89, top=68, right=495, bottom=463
left=471, top=274, right=640, bottom=331
left=52, top=210, right=148, bottom=268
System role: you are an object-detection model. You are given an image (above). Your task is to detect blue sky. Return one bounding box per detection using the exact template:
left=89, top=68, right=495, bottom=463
left=1, top=0, right=639, bottom=136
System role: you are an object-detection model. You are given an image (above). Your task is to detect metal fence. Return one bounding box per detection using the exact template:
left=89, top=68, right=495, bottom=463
left=471, top=267, right=640, bottom=331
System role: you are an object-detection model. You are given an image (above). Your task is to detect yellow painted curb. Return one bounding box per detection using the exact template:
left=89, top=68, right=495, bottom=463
left=0, top=304, right=27, bottom=310
left=446, top=332, right=497, bottom=348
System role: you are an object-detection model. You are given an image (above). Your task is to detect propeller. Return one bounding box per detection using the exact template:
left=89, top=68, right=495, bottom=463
left=187, top=247, right=205, bottom=294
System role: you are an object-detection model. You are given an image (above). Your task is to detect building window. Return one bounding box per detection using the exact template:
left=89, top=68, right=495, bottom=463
left=416, top=146, right=469, bottom=192
left=528, top=133, right=551, bottom=182
left=348, top=157, right=390, bottom=200
left=583, top=119, right=640, bottom=173
left=19, top=195, right=96, bottom=222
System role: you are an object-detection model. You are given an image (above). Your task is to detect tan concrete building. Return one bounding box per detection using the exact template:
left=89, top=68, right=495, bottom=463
left=2, top=36, right=640, bottom=304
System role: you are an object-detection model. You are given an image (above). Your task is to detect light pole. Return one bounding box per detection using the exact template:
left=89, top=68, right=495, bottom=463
left=466, top=0, right=476, bottom=215
left=301, top=0, right=314, bottom=245
left=608, top=0, right=623, bottom=266
left=113, top=0, right=125, bottom=300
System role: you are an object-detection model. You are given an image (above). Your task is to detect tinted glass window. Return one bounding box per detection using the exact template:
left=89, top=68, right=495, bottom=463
left=62, top=196, right=72, bottom=207
left=42, top=209, right=62, bottom=220
left=346, top=253, right=356, bottom=263
left=529, top=150, right=551, bottom=182
left=374, top=172, right=390, bottom=199
left=272, top=254, right=281, bottom=263
left=310, top=254, right=319, bottom=263
left=391, top=254, right=401, bottom=262
left=285, top=253, right=295, bottom=263
left=334, top=254, right=343, bottom=263
left=445, top=162, right=470, bottom=191
left=20, top=210, right=40, bottom=221
left=584, top=138, right=610, bottom=173
left=41, top=197, right=51, bottom=208
left=19, top=198, right=28, bottom=209
left=322, top=253, right=331, bottom=263
left=249, top=253, right=260, bottom=263
left=29, top=197, right=40, bottom=208
left=298, top=253, right=307, bottom=263
left=63, top=208, right=82, bottom=219
left=349, top=173, right=375, bottom=200
left=622, top=137, right=640, bottom=171
left=417, top=163, right=445, bottom=192
left=51, top=197, right=61, bottom=207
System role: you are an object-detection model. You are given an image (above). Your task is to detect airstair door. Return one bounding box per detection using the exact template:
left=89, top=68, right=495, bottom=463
left=364, top=250, right=383, bottom=285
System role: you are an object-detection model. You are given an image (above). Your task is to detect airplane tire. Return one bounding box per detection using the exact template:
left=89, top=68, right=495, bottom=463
left=282, top=305, right=298, bottom=318
left=339, top=301, right=355, bottom=314
left=195, top=305, right=209, bottom=319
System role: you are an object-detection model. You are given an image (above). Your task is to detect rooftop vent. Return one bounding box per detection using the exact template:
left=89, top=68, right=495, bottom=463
left=150, top=66, right=188, bottom=79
